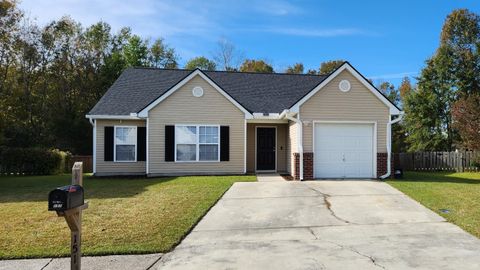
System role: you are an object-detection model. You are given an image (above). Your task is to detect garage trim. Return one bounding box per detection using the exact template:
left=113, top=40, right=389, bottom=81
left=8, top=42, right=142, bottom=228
left=312, top=120, right=377, bottom=178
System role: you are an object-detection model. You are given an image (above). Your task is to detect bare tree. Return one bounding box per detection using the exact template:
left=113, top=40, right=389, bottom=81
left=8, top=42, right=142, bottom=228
left=212, top=37, right=244, bottom=71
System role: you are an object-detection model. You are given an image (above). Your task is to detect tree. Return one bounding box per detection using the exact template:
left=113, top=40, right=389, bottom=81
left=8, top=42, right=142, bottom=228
left=306, top=69, right=317, bottom=75
left=440, top=9, right=480, bottom=97
left=398, top=77, right=413, bottom=101
left=285, top=63, right=304, bottom=74
left=0, top=0, right=23, bottom=145
left=403, top=9, right=480, bottom=151
left=403, top=85, right=447, bottom=151
left=319, top=60, right=344, bottom=75
left=0, top=2, right=179, bottom=154
left=378, top=82, right=401, bottom=106
left=212, top=38, right=243, bottom=71
left=452, top=94, right=480, bottom=150
left=122, top=35, right=148, bottom=67
left=185, top=56, right=216, bottom=71
left=149, top=38, right=178, bottom=68
left=239, top=59, right=274, bottom=73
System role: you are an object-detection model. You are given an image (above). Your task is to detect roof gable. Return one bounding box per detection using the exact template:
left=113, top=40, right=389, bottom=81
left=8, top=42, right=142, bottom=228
left=290, top=62, right=401, bottom=115
left=137, top=69, right=252, bottom=118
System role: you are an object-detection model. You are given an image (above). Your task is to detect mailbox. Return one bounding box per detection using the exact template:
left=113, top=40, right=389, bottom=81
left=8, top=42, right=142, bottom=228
left=48, top=185, right=84, bottom=211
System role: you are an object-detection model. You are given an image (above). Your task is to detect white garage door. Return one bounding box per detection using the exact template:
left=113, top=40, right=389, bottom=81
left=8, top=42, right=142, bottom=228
left=314, top=123, right=375, bottom=178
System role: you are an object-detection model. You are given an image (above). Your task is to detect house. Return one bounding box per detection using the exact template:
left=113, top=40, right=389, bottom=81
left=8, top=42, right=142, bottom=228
left=86, top=62, right=402, bottom=180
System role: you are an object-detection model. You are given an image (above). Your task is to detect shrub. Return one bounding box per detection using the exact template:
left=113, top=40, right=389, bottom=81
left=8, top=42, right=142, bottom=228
left=0, top=147, right=72, bottom=175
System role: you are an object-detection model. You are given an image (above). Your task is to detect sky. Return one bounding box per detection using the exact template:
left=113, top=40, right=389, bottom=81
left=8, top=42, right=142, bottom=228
left=20, top=0, right=480, bottom=86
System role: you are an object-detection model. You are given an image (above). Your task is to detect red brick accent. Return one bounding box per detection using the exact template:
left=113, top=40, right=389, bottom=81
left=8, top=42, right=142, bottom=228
left=303, top=153, right=313, bottom=180
left=293, top=153, right=300, bottom=180
left=292, top=152, right=314, bottom=180
left=377, top=152, right=394, bottom=178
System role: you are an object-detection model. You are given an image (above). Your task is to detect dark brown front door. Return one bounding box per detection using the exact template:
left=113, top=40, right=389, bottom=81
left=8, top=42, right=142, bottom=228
left=256, top=127, right=276, bottom=170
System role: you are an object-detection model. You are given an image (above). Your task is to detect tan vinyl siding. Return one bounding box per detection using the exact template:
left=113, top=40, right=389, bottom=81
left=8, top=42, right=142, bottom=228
left=300, top=70, right=389, bottom=153
left=246, top=123, right=287, bottom=173
left=95, top=119, right=146, bottom=175
left=148, top=75, right=245, bottom=175
left=287, top=121, right=297, bottom=174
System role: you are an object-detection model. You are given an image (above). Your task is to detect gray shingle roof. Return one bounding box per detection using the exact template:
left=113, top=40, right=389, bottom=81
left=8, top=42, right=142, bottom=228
left=88, top=68, right=328, bottom=115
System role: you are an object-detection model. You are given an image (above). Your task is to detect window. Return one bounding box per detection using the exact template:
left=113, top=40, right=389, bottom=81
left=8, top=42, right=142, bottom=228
left=115, top=126, right=136, bottom=162
left=175, top=125, right=219, bottom=162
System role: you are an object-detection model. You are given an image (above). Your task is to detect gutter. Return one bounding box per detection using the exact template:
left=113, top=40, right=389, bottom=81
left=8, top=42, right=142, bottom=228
left=281, top=110, right=304, bottom=180
left=380, top=112, right=404, bottom=179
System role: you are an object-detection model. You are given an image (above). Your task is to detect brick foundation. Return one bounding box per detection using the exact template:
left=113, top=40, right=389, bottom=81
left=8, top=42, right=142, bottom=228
left=377, top=152, right=394, bottom=178
left=293, top=152, right=393, bottom=180
left=293, top=152, right=314, bottom=180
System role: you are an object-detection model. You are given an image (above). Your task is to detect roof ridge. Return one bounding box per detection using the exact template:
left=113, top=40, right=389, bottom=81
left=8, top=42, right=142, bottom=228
left=129, top=66, right=328, bottom=77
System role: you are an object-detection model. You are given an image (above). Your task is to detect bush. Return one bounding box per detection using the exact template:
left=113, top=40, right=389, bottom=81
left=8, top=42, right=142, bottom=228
left=0, top=147, right=72, bottom=175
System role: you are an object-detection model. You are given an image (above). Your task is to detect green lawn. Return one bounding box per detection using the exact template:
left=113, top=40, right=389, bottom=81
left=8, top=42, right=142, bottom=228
left=0, top=174, right=256, bottom=259
left=387, top=171, right=480, bottom=238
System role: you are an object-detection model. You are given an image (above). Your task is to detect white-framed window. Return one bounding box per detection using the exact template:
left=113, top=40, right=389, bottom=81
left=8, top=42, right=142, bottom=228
left=175, top=125, right=219, bottom=162
left=114, top=126, right=137, bottom=162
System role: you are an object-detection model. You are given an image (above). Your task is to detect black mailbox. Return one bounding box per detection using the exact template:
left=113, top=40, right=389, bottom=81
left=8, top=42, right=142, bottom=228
left=48, top=185, right=84, bottom=211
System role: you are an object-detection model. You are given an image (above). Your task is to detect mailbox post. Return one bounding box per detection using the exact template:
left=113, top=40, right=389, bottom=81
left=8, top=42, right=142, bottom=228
left=48, top=162, right=88, bottom=270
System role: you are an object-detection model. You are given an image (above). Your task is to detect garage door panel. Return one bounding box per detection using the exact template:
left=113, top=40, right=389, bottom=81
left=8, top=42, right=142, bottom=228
left=315, top=151, right=342, bottom=162
left=344, top=151, right=371, bottom=162
left=314, top=123, right=374, bottom=179
left=316, top=136, right=344, bottom=150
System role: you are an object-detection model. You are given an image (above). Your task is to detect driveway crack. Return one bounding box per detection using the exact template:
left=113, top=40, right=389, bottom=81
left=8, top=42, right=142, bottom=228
left=304, top=185, right=354, bottom=225
left=307, top=227, right=318, bottom=240
left=40, top=258, right=54, bottom=270
left=326, top=241, right=386, bottom=269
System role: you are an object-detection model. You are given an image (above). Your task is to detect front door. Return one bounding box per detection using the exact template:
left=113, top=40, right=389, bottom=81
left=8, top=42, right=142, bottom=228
left=256, top=127, right=276, bottom=171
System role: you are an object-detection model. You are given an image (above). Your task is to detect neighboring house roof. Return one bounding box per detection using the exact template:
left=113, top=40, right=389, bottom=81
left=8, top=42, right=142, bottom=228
left=87, top=62, right=401, bottom=117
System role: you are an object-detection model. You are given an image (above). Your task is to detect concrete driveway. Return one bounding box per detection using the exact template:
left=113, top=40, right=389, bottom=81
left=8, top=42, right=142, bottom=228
left=154, top=179, right=480, bottom=270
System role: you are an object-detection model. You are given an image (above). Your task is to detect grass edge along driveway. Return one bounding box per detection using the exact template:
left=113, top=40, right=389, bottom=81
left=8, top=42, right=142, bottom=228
left=387, top=171, right=480, bottom=238
left=0, top=174, right=256, bottom=259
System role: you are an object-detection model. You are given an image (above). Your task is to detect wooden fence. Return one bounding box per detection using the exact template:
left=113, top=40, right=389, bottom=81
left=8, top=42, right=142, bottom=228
left=394, top=151, right=479, bottom=172
left=68, top=155, right=93, bottom=173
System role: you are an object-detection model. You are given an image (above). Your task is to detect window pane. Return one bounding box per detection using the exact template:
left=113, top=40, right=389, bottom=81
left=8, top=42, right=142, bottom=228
left=176, top=126, right=197, bottom=144
left=116, top=127, right=136, bottom=144
left=177, top=144, right=196, bottom=161
left=116, top=145, right=135, bottom=161
left=199, top=126, right=218, bottom=143
left=199, top=144, right=218, bottom=161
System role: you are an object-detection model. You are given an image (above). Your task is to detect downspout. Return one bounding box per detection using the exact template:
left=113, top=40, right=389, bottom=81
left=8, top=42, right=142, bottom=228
left=88, top=118, right=96, bottom=175
left=282, top=110, right=304, bottom=180
left=380, top=112, right=404, bottom=179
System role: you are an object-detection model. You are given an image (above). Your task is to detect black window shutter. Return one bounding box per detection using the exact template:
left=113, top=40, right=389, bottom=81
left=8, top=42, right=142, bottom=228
left=104, top=126, right=114, bottom=161
left=220, top=126, right=230, bottom=161
left=137, top=127, right=146, bottom=161
left=165, top=125, right=175, bottom=162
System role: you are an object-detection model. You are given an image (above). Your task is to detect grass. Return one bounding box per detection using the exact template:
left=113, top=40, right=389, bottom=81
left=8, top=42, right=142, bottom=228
left=0, top=174, right=256, bottom=259
left=386, top=171, right=480, bottom=238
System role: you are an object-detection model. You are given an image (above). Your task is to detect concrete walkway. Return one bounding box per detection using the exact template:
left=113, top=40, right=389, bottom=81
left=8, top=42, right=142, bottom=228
left=256, top=173, right=286, bottom=182
left=153, top=180, right=480, bottom=270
